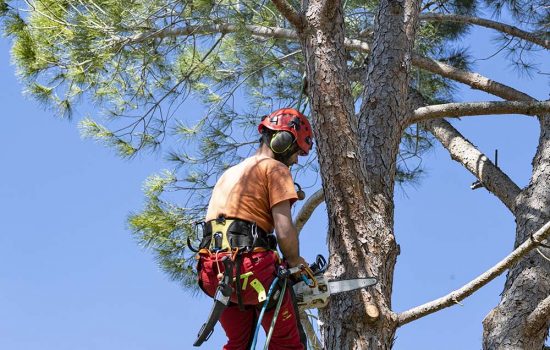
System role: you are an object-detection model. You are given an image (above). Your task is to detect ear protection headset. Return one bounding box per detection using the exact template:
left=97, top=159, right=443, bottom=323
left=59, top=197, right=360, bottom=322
left=258, top=108, right=313, bottom=156
left=269, top=131, right=295, bottom=154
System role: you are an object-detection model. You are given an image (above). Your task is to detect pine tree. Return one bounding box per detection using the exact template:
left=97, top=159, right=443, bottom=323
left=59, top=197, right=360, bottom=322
left=2, top=0, right=549, bottom=348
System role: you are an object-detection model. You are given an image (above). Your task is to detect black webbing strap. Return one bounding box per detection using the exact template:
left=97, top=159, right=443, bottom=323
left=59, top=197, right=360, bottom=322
left=235, top=253, right=244, bottom=311
left=199, top=217, right=275, bottom=251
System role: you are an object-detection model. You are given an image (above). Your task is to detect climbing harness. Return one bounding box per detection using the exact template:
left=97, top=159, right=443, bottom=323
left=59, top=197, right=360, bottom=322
left=196, top=215, right=276, bottom=253
left=193, top=215, right=278, bottom=347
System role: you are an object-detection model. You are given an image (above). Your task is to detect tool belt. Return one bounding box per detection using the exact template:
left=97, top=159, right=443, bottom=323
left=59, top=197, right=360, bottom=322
left=197, top=216, right=278, bottom=312
left=198, top=216, right=277, bottom=252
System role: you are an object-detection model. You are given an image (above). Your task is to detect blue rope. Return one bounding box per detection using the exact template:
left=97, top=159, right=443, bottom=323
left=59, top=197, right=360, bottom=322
left=250, top=276, right=280, bottom=349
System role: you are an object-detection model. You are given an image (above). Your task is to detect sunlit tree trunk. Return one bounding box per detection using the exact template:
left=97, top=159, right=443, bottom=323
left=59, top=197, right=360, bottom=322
left=299, top=0, right=420, bottom=347
left=483, top=116, right=550, bottom=349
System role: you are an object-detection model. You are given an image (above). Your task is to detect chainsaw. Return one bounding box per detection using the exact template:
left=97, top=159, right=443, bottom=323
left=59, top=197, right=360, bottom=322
left=292, top=255, right=378, bottom=309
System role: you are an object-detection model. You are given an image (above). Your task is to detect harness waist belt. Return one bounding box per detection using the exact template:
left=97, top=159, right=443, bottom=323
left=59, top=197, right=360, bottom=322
left=199, top=217, right=276, bottom=251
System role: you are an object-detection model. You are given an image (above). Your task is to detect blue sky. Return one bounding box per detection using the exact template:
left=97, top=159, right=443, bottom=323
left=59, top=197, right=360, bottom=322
left=1, top=16, right=549, bottom=350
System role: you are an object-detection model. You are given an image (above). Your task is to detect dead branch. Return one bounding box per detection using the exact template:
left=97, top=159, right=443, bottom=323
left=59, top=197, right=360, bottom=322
left=397, top=220, right=550, bottom=326
left=423, top=118, right=521, bottom=213
left=271, top=0, right=303, bottom=28
left=412, top=101, right=550, bottom=123
left=525, top=294, right=550, bottom=336
left=410, top=55, right=534, bottom=102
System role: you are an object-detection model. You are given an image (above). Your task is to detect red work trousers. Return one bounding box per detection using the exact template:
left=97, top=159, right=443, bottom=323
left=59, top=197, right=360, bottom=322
left=198, top=250, right=306, bottom=350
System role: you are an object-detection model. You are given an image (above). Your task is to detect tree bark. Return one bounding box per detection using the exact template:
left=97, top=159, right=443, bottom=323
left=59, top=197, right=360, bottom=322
left=412, top=101, right=550, bottom=123
left=298, top=0, right=421, bottom=348
left=482, top=115, right=550, bottom=349
left=352, top=0, right=421, bottom=345
left=299, top=1, right=380, bottom=348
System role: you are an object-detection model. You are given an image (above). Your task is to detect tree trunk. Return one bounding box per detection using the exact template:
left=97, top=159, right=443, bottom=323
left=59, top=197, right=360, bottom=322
left=299, top=0, right=420, bottom=348
left=483, top=115, right=550, bottom=349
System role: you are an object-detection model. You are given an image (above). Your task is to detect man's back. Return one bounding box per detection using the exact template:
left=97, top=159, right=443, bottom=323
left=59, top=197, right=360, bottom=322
left=205, top=155, right=297, bottom=233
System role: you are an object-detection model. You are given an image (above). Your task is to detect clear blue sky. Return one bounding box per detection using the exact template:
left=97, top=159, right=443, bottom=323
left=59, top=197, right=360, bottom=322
left=1, top=18, right=548, bottom=350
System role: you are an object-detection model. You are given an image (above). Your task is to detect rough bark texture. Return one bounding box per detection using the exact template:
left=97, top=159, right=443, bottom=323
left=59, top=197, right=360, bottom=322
left=482, top=115, right=550, bottom=349
left=299, top=1, right=379, bottom=348
left=298, top=0, right=420, bottom=348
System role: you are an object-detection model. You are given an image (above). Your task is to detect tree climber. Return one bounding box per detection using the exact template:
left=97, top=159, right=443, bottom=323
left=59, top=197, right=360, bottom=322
left=195, top=108, right=314, bottom=349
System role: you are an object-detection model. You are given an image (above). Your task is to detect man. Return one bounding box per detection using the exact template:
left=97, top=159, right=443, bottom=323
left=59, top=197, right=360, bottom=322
left=196, top=108, right=314, bottom=349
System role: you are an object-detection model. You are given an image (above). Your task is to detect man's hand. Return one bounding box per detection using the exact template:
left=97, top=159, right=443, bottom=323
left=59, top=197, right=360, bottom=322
left=286, top=256, right=308, bottom=269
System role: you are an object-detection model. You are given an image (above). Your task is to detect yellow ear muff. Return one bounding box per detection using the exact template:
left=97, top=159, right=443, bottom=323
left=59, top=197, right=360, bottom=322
left=270, top=131, right=295, bottom=154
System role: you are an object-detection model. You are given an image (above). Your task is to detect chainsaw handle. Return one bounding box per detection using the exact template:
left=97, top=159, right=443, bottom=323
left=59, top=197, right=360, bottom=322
left=279, top=263, right=318, bottom=288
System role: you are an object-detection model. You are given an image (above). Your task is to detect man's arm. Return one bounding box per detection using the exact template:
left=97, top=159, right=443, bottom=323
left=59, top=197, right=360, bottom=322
left=272, top=200, right=307, bottom=268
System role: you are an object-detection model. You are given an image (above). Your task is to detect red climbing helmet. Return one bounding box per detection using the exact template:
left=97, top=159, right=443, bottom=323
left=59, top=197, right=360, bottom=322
left=258, top=108, right=313, bottom=156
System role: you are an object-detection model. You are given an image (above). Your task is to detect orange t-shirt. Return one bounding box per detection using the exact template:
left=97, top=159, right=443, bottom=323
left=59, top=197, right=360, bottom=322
left=205, top=155, right=298, bottom=232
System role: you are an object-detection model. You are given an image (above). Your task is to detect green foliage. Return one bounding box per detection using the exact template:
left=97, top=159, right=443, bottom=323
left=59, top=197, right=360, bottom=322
left=27, top=82, right=54, bottom=104
left=128, top=198, right=198, bottom=288
left=0, top=2, right=8, bottom=16
left=482, top=0, right=547, bottom=75
left=79, top=118, right=138, bottom=157
left=2, top=0, right=522, bottom=287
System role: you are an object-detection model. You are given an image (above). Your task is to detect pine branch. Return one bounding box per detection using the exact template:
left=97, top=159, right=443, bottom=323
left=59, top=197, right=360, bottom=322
left=410, top=54, right=534, bottom=102
left=294, top=189, right=325, bottom=235
left=114, top=23, right=539, bottom=107
left=397, top=219, right=550, bottom=326
left=114, top=24, right=299, bottom=45
left=411, top=101, right=550, bottom=123
left=271, top=0, right=303, bottom=28
left=525, top=294, right=550, bottom=336
left=420, top=13, right=550, bottom=49
left=423, top=118, right=521, bottom=213
left=408, top=90, right=521, bottom=218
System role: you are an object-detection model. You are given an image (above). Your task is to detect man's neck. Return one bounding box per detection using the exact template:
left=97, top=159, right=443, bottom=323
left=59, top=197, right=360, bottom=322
left=255, top=144, right=275, bottom=159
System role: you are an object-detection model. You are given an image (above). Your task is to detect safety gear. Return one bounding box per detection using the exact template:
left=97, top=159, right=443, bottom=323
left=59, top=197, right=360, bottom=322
left=196, top=250, right=306, bottom=349
left=194, top=256, right=234, bottom=347
left=258, top=108, right=313, bottom=156
left=198, top=216, right=276, bottom=253
left=292, top=255, right=378, bottom=310
left=270, top=131, right=295, bottom=154
left=197, top=216, right=277, bottom=312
